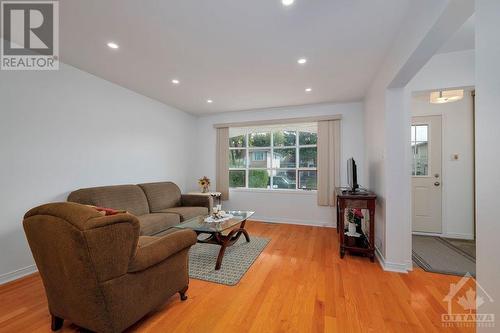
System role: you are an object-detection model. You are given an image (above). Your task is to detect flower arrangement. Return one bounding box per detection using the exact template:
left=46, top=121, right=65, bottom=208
left=198, top=176, right=211, bottom=193
left=347, top=208, right=364, bottom=225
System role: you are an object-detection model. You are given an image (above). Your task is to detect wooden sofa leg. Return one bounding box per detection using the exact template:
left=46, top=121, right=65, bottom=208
left=179, top=286, right=188, bottom=301
left=51, top=315, right=64, bottom=331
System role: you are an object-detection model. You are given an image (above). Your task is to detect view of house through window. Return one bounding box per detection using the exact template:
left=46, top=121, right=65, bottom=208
left=411, top=124, right=429, bottom=176
left=229, top=124, right=318, bottom=190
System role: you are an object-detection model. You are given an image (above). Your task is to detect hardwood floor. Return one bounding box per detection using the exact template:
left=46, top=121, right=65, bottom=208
left=0, top=221, right=475, bottom=333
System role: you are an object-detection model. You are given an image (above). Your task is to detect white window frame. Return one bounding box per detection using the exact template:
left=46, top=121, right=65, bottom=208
left=229, top=127, right=317, bottom=191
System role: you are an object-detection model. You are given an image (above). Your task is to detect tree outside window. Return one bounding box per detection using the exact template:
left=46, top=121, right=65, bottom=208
left=229, top=125, right=317, bottom=191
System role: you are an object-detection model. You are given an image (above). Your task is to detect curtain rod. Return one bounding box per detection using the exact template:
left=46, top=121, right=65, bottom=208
left=213, top=114, right=342, bottom=129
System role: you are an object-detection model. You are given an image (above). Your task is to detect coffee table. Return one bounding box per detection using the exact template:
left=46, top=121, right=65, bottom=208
left=174, top=211, right=254, bottom=270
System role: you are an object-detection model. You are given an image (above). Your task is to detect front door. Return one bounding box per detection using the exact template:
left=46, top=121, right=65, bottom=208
left=411, top=116, right=442, bottom=233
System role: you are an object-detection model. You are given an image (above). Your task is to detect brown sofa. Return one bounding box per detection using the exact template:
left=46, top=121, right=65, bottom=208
left=67, top=182, right=212, bottom=236
left=23, top=202, right=197, bottom=333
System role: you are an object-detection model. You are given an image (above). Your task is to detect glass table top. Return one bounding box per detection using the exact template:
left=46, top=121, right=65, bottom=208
left=174, top=211, right=254, bottom=233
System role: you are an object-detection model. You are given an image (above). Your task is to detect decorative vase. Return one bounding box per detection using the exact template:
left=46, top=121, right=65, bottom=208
left=201, top=186, right=209, bottom=193
left=348, top=222, right=357, bottom=235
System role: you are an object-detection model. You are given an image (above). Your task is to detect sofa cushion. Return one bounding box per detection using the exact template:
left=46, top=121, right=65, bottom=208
left=68, top=185, right=150, bottom=216
left=136, top=213, right=180, bottom=236
left=160, top=206, right=208, bottom=221
left=138, top=182, right=182, bottom=212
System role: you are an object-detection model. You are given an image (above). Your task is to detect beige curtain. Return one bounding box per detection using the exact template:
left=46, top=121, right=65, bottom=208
left=216, top=127, right=229, bottom=200
left=317, top=120, right=341, bottom=206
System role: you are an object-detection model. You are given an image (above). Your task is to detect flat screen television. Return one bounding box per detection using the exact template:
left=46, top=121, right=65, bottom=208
left=347, top=158, right=359, bottom=192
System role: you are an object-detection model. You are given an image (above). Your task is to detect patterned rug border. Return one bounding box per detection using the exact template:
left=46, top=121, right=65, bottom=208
left=189, top=236, right=271, bottom=286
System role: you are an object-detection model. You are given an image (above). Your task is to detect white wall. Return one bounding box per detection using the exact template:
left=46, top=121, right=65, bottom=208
left=193, top=102, right=365, bottom=227
left=364, top=0, right=448, bottom=269
left=476, top=0, right=500, bottom=326
left=364, top=0, right=474, bottom=272
left=410, top=50, right=475, bottom=91
left=0, top=62, right=196, bottom=283
left=411, top=93, right=474, bottom=239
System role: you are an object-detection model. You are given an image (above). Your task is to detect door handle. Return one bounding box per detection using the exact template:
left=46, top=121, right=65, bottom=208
left=434, top=182, right=440, bottom=186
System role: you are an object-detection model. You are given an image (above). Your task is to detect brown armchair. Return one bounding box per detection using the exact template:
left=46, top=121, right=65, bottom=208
left=23, top=202, right=197, bottom=333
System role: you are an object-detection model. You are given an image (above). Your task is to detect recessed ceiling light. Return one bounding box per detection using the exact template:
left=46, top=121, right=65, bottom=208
left=282, top=0, right=294, bottom=6
left=297, top=58, right=307, bottom=64
left=107, top=42, right=119, bottom=49
left=207, top=99, right=213, bottom=104
left=305, top=88, right=312, bottom=92
left=171, top=79, right=180, bottom=85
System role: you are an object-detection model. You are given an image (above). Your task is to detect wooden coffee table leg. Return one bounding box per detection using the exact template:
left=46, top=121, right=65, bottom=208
left=241, top=229, right=250, bottom=242
left=215, top=242, right=227, bottom=270
left=238, top=220, right=250, bottom=242
left=211, top=221, right=251, bottom=270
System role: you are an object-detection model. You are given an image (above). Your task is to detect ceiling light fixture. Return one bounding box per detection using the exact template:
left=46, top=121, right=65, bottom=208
left=171, top=79, right=180, bottom=85
left=207, top=99, right=213, bottom=104
left=297, top=58, right=307, bottom=64
left=282, top=0, right=295, bottom=6
left=430, top=89, right=464, bottom=104
left=107, top=42, right=119, bottom=49
left=305, top=88, right=312, bottom=92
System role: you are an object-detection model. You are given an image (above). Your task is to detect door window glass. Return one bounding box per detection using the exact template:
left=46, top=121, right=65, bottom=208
left=411, top=125, right=429, bottom=176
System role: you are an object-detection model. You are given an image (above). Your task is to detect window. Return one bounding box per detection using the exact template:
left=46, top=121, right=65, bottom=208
left=229, top=124, right=317, bottom=190
left=411, top=125, right=429, bottom=176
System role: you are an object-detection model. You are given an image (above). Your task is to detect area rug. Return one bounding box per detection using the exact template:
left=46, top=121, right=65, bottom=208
left=189, top=236, right=270, bottom=286
left=440, top=237, right=475, bottom=258
left=412, top=235, right=475, bottom=277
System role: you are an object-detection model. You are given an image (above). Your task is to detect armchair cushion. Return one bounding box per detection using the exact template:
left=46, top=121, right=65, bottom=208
left=159, top=206, right=208, bottom=221
left=128, top=229, right=197, bottom=272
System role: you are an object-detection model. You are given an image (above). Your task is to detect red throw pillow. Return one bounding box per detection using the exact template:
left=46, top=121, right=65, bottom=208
left=86, top=205, right=126, bottom=216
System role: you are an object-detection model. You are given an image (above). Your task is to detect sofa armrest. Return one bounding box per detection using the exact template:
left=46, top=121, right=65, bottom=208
left=181, top=194, right=213, bottom=211
left=128, top=229, right=197, bottom=273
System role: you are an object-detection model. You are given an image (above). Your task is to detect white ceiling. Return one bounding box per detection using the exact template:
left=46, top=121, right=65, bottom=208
left=60, top=0, right=413, bottom=115
left=438, top=14, right=475, bottom=54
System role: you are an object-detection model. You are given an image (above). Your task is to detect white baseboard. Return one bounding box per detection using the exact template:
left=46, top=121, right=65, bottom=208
left=443, top=232, right=474, bottom=240
left=250, top=216, right=336, bottom=228
left=412, top=231, right=474, bottom=240
left=412, top=231, right=443, bottom=237
left=375, top=247, right=410, bottom=273
left=0, top=264, right=37, bottom=285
